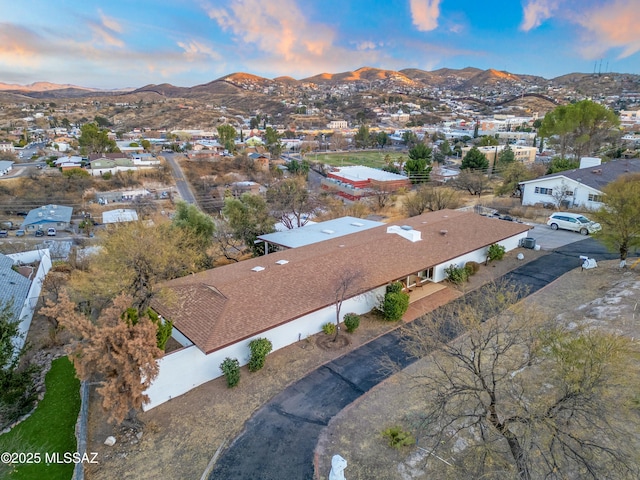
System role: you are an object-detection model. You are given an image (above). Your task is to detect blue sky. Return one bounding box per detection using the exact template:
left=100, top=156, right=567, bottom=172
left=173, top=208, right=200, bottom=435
left=1, top=0, right=639, bottom=89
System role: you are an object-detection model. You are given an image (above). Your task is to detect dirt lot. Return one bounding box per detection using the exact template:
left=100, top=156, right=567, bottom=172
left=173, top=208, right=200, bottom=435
left=314, top=258, right=640, bottom=479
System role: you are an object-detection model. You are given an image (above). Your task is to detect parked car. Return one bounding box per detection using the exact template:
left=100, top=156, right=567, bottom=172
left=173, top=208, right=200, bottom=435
left=15, top=229, right=25, bottom=237
left=0, top=230, right=7, bottom=238
left=47, top=227, right=56, bottom=236
left=35, top=229, right=44, bottom=237
left=546, top=212, right=601, bottom=235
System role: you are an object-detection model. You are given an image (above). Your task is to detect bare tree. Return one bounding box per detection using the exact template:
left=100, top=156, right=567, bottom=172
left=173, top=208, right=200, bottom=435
left=551, top=180, right=574, bottom=209
left=401, top=281, right=639, bottom=480
left=452, top=169, right=490, bottom=197
left=404, top=185, right=462, bottom=217
left=333, top=269, right=361, bottom=341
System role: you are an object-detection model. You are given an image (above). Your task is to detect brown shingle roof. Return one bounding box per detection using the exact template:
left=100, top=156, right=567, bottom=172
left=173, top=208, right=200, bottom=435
left=152, top=210, right=530, bottom=354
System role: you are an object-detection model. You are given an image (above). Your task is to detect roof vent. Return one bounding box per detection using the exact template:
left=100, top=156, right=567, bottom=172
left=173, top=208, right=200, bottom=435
left=440, top=230, right=448, bottom=235
left=322, top=229, right=335, bottom=235
left=400, top=225, right=412, bottom=231
left=350, top=221, right=364, bottom=227
left=251, top=266, right=265, bottom=272
left=387, top=225, right=421, bottom=242
left=275, top=260, right=289, bottom=265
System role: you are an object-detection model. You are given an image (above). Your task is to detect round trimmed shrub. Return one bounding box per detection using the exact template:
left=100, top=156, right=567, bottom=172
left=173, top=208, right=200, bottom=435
left=343, top=313, right=360, bottom=333
left=248, top=337, right=273, bottom=372
left=464, top=261, right=480, bottom=276
left=383, top=291, right=410, bottom=321
left=220, top=357, right=240, bottom=388
left=322, top=322, right=336, bottom=335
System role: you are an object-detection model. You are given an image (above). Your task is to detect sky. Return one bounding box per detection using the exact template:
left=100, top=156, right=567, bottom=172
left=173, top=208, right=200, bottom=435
left=1, top=0, right=639, bottom=90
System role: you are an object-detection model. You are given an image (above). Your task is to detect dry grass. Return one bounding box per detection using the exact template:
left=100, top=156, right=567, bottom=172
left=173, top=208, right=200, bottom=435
left=315, top=259, right=640, bottom=479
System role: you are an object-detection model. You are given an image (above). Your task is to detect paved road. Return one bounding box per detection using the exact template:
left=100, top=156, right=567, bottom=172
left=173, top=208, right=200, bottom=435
left=162, top=153, right=196, bottom=204
left=209, top=238, right=618, bottom=480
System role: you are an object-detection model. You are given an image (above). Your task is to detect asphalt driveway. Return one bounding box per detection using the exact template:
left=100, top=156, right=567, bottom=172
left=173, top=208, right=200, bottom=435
left=209, top=238, right=617, bottom=480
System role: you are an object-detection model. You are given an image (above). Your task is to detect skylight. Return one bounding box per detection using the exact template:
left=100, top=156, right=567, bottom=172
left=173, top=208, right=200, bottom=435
left=275, top=260, right=289, bottom=265
left=251, top=266, right=265, bottom=272
left=321, top=229, right=335, bottom=234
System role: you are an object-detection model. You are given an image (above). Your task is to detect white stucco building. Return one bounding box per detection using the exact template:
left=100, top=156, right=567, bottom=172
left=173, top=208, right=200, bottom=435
left=145, top=210, right=531, bottom=410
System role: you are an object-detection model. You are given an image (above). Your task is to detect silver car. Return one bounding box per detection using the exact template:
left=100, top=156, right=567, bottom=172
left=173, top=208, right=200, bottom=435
left=546, top=212, right=601, bottom=235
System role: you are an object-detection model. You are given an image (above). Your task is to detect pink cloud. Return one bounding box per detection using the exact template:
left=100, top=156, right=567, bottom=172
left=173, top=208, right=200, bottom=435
left=573, top=0, right=640, bottom=59
left=206, top=0, right=334, bottom=62
left=409, top=0, right=441, bottom=32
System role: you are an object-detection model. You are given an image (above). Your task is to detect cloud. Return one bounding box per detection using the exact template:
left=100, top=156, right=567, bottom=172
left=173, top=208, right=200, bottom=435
left=520, top=0, right=558, bottom=31
left=409, top=0, right=441, bottom=32
left=572, top=0, right=640, bottom=59
left=177, top=40, right=221, bottom=62
left=206, top=0, right=334, bottom=62
left=87, top=10, right=125, bottom=47
left=0, top=24, right=44, bottom=68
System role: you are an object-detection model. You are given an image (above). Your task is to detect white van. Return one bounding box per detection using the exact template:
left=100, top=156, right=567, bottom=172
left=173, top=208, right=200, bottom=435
left=47, top=227, right=57, bottom=236
left=546, top=212, right=601, bottom=235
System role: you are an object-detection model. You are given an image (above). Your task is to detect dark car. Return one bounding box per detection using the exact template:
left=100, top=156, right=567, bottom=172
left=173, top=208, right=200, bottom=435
left=0, top=230, right=8, bottom=238
left=35, top=229, right=44, bottom=237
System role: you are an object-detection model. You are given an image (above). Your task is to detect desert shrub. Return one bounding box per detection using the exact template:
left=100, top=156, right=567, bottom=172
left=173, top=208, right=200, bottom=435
left=322, top=322, right=336, bottom=335
left=101, top=171, right=112, bottom=180
left=248, top=337, right=273, bottom=372
left=381, top=426, right=415, bottom=449
left=220, top=357, right=240, bottom=388
left=464, top=261, right=480, bottom=276
left=382, top=291, right=409, bottom=321
left=445, top=264, right=469, bottom=285
left=487, top=243, right=506, bottom=263
left=343, top=313, right=360, bottom=333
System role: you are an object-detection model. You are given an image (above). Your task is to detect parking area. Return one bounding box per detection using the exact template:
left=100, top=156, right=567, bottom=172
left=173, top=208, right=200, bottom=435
left=523, top=222, right=593, bottom=251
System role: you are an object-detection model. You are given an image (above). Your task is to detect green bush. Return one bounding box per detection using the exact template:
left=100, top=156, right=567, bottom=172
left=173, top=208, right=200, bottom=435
left=343, top=313, right=360, bottom=333
left=445, top=264, right=469, bottom=285
left=248, top=338, right=273, bottom=372
left=382, top=426, right=415, bottom=449
left=220, top=357, right=240, bottom=388
left=382, top=291, right=409, bottom=321
left=101, top=171, right=112, bottom=180
left=322, top=322, right=336, bottom=335
left=464, top=261, right=480, bottom=276
left=386, top=282, right=403, bottom=294
left=487, top=243, right=506, bottom=262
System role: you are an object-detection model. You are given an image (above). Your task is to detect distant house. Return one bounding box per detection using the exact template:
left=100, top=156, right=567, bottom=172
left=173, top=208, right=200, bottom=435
left=0, top=160, right=14, bottom=176
left=145, top=210, right=531, bottom=410
left=21, top=204, right=73, bottom=232
left=54, top=155, right=83, bottom=170
left=519, top=158, right=640, bottom=209
left=0, top=249, right=52, bottom=352
left=461, top=145, right=537, bottom=164
left=102, top=209, right=139, bottom=224
left=0, top=142, right=14, bottom=153
left=88, top=158, right=136, bottom=176
left=321, top=165, right=411, bottom=201
left=130, top=153, right=160, bottom=166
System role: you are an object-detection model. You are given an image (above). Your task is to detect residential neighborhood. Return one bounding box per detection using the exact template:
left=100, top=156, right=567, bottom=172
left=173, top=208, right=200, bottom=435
left=1, top=62, right=640, bottom=480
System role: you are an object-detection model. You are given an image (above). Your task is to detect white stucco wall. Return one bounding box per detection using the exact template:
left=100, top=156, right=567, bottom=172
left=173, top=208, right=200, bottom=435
left=7, top=249, right=52, bottom=352
left=144, top=230, right=530, bottom=410
left=433, top=232, right=528, bottom=282
left=521, top=178, right=603, bottom=209
left=144, top=286, right=385, bottom=410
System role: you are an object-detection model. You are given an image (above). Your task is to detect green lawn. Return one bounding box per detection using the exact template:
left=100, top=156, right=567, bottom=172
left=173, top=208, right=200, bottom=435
left=0, top=357, right=81, bottom=480
left=311, top=150, right=408, bottom=169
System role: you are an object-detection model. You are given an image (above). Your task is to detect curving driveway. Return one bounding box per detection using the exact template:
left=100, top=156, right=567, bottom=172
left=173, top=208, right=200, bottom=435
left=209, top=238, right=617, bottom=480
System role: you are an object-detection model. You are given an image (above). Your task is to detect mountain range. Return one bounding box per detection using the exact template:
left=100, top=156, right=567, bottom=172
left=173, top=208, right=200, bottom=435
left=1, top=66, right=638, bottom=100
